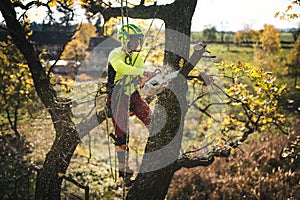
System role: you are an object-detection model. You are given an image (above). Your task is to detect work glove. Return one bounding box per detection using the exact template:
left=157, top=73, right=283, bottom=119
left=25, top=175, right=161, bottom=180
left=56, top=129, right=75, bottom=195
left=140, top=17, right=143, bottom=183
left=140, top=71, right=156, bottom=89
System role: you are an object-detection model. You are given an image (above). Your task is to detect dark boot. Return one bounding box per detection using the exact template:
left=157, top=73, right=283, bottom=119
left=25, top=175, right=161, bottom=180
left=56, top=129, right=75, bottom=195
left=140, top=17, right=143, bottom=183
left=115, top=144, right=134, bottom=185
left=119, top=167, right=134, bottom=186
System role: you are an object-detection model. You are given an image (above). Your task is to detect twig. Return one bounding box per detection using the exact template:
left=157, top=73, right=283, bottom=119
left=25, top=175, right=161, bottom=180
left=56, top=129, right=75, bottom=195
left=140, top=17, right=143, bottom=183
left=58, top=173, right=89, bottom=200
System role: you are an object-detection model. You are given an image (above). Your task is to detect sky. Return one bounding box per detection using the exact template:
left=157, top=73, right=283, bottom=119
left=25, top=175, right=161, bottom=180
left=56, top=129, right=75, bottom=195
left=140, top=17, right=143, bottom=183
left=191, top=0, right=300, bottom=31
left=6, top=0, right=300, bottom=32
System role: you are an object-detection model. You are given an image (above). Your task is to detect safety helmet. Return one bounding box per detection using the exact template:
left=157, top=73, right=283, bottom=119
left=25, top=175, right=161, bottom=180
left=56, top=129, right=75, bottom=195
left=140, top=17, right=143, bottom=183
left=117, top=24, right=144, bottom=45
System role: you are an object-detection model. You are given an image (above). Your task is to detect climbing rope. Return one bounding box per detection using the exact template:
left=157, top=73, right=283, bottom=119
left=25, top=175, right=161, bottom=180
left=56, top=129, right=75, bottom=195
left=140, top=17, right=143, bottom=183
left=132, top=4, right=160, bottom=66
left=143, top=21, right=164, bottom=63
left=94, top=0, right=160, bottom=196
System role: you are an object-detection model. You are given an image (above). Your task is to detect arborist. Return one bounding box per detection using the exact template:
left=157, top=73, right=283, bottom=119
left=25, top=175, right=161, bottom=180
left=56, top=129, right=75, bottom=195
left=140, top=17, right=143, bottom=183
left=105, top=24, right=155, bottom=183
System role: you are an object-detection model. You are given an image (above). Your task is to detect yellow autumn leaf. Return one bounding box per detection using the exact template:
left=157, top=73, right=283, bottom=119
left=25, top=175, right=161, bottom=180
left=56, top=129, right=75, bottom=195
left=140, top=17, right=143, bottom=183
left=25, top=84, right=31, bottom=89
left=260, top=125, right=267, bottom=131
left=9, top=74, right=16, bottom=79
left=238, top=112, right=244, bottom=116
left=178, top=58, right=184, bottom=68
left=207, top=118, right=212, bottom=126
left=285, top=5, right=293, bottom=13
left=50, top=77, right=56, bottom=85
left=66, top=0, right=74, bottom=6
left=25, top=79, right=33, bottom=84
left=48, top=0, right=57, bottom=7
left=27, top=30, right=33, bottom=36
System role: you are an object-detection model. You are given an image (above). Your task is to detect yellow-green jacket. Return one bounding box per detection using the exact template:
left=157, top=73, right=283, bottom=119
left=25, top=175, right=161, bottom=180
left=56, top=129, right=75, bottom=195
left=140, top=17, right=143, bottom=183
left=107, top=47, right=145, bottom=95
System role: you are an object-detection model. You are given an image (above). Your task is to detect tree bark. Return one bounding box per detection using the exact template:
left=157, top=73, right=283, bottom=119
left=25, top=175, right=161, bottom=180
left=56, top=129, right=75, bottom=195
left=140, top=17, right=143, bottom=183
left=123, top=1, right=199, bottom=199
left=0, top=1, right=80, bottom=199
left=83, top=1, right=200, bottom=199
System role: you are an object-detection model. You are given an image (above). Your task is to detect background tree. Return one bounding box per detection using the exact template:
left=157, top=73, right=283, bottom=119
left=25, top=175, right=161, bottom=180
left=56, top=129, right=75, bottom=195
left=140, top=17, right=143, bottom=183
left=0, top=39, right=38, bottom=138
left=277, top=0, right=300, bottom=87
left=234, top=27, right=260, bottom=45
left=0, top=34, right=38, bottom=200
left=288, top=34, right=300, bottom=87
left=202, top=26, right=217, bottom=42
left=61, top=23, right=97, bottom=61
left=0, top=0, right=81, bottom=199
left=253, top=24, right=287, bottom=76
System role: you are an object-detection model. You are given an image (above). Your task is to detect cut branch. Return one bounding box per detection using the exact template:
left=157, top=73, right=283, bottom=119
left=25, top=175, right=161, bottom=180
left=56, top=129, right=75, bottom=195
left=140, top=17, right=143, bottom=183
left=180, top=42, right=208, bottom=78
left=93, top=3, right=168, bottom=21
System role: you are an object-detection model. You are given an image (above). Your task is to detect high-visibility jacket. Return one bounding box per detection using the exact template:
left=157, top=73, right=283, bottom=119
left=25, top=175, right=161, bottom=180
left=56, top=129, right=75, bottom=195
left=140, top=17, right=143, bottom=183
left=107, top=47, right=145, bottom=95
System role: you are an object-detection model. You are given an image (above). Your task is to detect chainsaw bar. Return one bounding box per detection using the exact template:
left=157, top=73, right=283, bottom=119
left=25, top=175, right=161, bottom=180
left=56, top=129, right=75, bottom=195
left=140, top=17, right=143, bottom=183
left=141, top=70, right=179, bottom=96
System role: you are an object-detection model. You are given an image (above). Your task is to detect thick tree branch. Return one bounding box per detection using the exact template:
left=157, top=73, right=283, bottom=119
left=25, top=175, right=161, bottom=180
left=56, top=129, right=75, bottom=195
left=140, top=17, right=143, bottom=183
left=180, top=42, right=208, bottom=78
left=175, top=155, right=215, bottom=170
left=91, top=3, right=169, bottom=21
left=174, top=124, right=257, bottom=171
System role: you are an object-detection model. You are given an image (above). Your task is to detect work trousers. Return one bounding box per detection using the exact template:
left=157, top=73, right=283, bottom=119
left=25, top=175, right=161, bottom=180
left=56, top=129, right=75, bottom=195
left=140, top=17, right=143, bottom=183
left=107, top=90, right=151, bottom=140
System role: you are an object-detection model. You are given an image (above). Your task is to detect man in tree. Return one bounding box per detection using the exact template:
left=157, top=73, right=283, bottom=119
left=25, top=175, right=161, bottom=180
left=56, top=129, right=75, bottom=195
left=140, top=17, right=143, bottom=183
left=106, top=24, right=154, bottom=184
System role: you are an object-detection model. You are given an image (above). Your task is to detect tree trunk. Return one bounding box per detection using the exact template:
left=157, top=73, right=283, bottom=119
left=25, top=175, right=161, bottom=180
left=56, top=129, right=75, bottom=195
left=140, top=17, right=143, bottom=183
left=127, top=1, right=197, bottom=199
left=127, top=78, right=188, bottom=199
left=35, top=101, right=80, bottom=199
left=0, top=1, right=80, bottom=199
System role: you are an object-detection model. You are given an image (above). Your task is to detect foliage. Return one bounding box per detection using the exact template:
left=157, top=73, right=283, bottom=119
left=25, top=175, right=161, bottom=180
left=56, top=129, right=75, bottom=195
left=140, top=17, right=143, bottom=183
left=234, top=28, right=261, bottom=45
left=74, top=23, right=98, bottom=46
left=185, top=56, right=288, bottom=153
left=45, top=0, right=77, bottom=25
left=202, top=26, right=217, bottom=42
left=61, top=23, right=97, bottom=61
left=0, top=40, right=39, bottom=135
left=275, top=0, right=300, bottom=20
left=61, top=39, right=87, bottom=61
left=260, top=25, right=282, bottom=55
left=287, top=38, right=300, bottom=86
left=47, top=0, right=75, bottom=7
left=217, top=61, right=287, bottom=132
left=103, top=17, right=119, bottom=36
left=253, top=25, right=287, bottom=76
left=0, top=24, right=41, bottom=199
